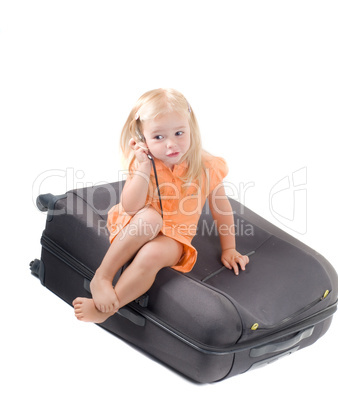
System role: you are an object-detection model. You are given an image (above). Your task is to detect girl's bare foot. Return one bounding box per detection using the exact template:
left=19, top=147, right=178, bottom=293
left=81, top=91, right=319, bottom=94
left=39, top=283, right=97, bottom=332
left=90, top=273, right=120, bottom=313
left=72, top=297, right=113, bottom=323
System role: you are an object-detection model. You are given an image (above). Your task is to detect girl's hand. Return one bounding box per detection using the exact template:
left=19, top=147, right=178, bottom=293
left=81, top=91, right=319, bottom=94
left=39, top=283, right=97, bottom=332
left=129, top=138, right=151, bottom=166
left=221, top=248, right=249, bottom=276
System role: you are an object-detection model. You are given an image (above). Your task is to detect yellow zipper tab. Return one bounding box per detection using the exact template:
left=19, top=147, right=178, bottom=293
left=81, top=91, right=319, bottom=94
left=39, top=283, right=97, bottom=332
left=322, top=290, right=330, bottom=299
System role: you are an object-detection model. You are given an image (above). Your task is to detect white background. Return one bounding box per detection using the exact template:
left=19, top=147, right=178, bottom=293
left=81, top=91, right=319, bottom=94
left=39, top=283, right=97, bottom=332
left=1, top=1, right=337, bottom=400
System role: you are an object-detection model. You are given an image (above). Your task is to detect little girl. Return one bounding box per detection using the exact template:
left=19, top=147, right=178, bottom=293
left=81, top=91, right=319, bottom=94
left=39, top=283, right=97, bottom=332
left=73, top=88, right=249, bottom=323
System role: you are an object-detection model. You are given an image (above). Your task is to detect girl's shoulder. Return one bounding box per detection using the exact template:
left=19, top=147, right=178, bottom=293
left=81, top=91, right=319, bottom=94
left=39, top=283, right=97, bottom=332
left=202, top=151, right=229, bottom=177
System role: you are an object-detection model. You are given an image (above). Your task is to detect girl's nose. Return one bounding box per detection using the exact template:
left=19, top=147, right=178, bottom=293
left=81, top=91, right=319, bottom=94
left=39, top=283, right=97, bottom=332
left=166, top=139, right=176, bottom=148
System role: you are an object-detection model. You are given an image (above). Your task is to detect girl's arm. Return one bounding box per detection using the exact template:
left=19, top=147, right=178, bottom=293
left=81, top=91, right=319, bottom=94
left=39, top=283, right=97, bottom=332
left=120, top=140, right=152, bottom=215
left=208, top=184, right=249, bottom=275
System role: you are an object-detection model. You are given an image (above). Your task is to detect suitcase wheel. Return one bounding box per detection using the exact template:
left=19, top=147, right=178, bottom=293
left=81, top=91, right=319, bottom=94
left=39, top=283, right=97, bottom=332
left=30, top=259, right=45, bottom=285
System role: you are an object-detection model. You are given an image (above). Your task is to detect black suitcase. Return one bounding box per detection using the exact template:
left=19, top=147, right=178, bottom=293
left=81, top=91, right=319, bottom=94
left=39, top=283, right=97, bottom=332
left=30, top=180, right=338, bottom=383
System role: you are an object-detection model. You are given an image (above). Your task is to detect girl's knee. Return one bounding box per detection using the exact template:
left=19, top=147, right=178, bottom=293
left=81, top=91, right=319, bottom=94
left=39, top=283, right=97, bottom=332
left=134, top=242, right=166, bottom=273
left=133, top=207, right=163, bottom=239
left=135, top=237, right=182, bottom=273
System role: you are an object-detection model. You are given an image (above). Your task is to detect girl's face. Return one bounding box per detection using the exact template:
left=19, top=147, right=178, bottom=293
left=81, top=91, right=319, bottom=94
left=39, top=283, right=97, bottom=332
left=142, top=111, right=191, bottom=170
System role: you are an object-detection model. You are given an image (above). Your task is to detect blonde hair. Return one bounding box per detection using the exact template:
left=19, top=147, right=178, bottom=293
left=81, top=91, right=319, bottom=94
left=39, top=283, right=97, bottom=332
left=120, top=88, right=205, bottom=184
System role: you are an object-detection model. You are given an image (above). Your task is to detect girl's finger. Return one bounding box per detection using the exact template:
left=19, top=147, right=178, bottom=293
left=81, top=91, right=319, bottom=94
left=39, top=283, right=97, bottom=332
left=237, top=257, right=246, bottom=272
left=222, top=259, right=232, bottom=270
left=136, top=142, right=148, bottom=151
left=232, top=261, right=240, bottom=276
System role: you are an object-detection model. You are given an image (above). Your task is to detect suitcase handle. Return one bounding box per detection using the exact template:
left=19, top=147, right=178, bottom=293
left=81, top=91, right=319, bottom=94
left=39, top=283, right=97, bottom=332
left=117, top=306, right=146, bottom=327
left=250, top=326, right=314, bottom=358
left=36, top=193, right=67, bottom=221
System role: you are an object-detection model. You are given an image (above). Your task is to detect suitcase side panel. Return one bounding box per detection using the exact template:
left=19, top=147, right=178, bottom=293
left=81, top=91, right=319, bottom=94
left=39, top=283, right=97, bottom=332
left=40, top=242, right=336, bottom=383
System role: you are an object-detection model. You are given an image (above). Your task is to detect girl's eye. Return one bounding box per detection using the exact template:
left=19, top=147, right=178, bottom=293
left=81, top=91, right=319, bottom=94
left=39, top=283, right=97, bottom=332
left=154, top=135, right=164, bottom=140
left=175, top=131, right=183, bottom=136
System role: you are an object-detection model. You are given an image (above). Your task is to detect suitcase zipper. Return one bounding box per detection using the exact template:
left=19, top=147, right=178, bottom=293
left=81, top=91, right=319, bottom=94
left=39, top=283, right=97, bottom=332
left=130, top=301, right=337, bottom=355
left=41, top=233, right=94, bottom=281
left=40, top=233, right=337, bottom=356
left=248, top=291, right=332, bottom=333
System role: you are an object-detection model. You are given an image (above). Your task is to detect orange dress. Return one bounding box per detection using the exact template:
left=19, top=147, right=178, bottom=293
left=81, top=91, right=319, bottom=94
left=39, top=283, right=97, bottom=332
left=107, top=155, right=228, bottom=273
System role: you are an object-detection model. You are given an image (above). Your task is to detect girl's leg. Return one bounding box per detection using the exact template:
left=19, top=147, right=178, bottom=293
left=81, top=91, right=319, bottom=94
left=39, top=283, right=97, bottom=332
left=89, top=206, right=163, bottom=313
left=73, top=235, right=183, bottom=323
left=114, top=234, right=183, bottom=307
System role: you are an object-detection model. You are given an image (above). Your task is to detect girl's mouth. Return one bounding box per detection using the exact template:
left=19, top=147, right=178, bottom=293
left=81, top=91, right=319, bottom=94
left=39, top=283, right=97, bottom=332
left=167, top=152, right=180, bottom=158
